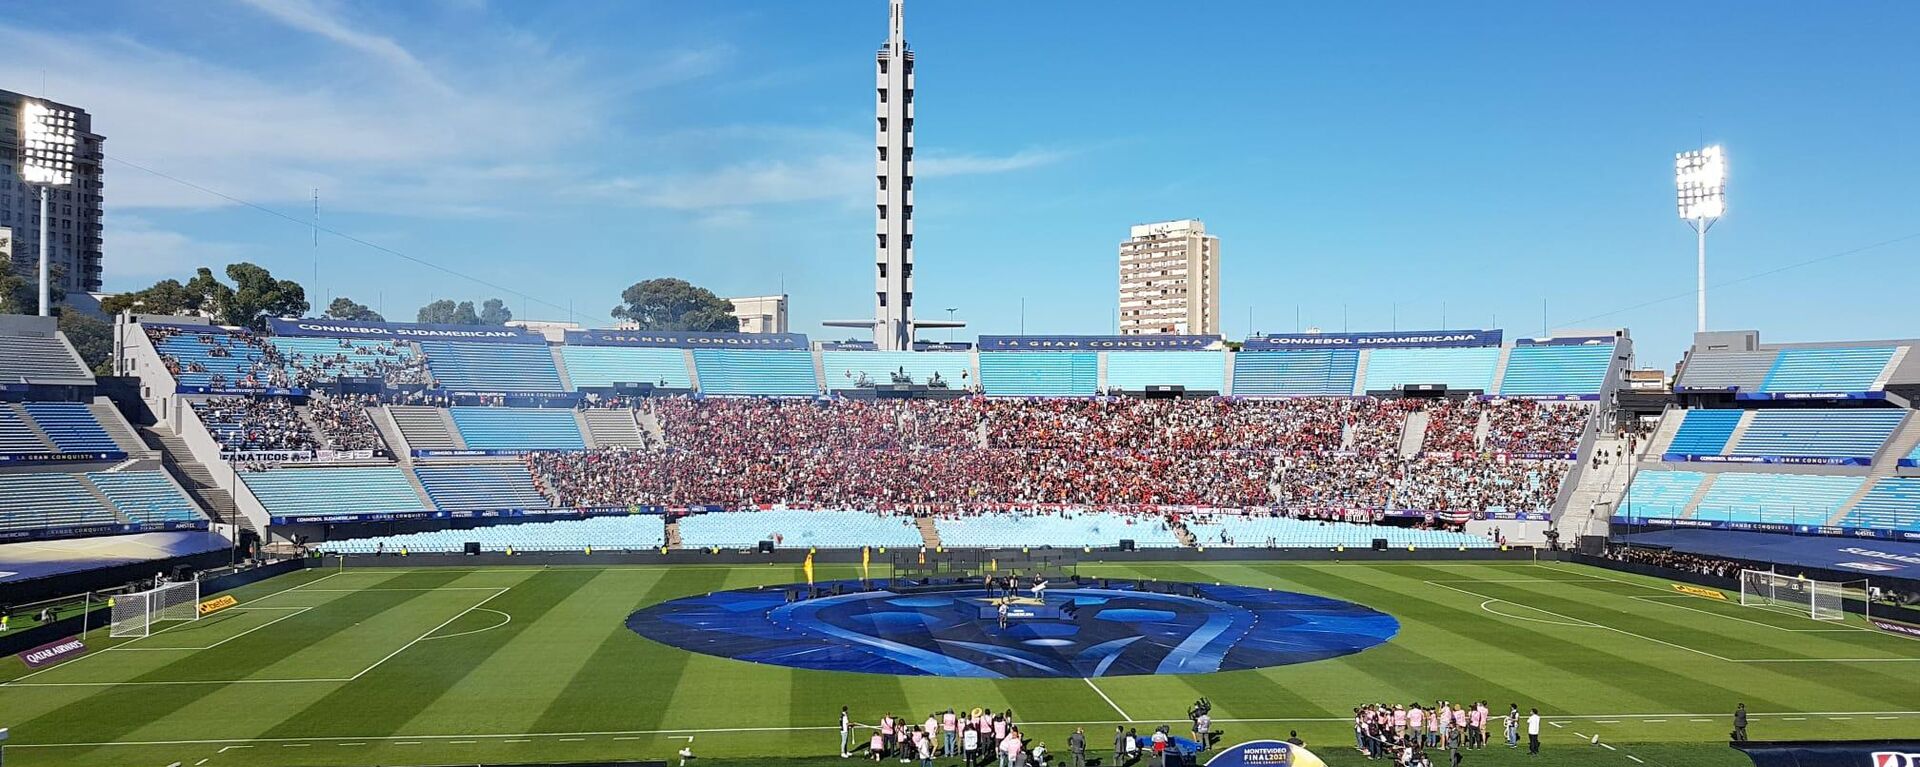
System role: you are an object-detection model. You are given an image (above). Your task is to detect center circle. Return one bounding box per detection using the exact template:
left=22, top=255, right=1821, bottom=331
left=627, top=580, right=1398, bottom=678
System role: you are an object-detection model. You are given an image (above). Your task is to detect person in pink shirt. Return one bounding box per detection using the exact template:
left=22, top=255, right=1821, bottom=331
left=869, top=729, right=886, bottom=762
left=1392, top=706, right=1407, bottom=737
left=1000, top=730, right=1024, bottom=767
left=942, top=709, right=959, bottom=757
left=1409, top=704, right=1425, bottom=739
left=1453, top=704, right=1468, bottom=748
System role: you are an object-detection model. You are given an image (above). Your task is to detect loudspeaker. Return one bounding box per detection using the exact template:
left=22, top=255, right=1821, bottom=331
left=464, top=541, right=481, bottom=555
left=1119, top=539, right=1136, bottom=552
left=758, top=540, right=775, bottom=554
left=1371, top=538, right=1388, bottom=551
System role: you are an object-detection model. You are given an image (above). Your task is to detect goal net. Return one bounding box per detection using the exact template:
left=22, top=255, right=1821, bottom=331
left=110, top=581, right=202, bottom=638
left=1739, top=569, right=1844, bottom=621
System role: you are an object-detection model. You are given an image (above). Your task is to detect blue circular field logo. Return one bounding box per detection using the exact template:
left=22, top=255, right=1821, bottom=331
left=628, top=580, right=1397, bottom=678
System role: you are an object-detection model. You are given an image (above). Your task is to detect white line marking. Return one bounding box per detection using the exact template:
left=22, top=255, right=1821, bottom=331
left=505, top=739, right=531, bottom=743
left=613, top=736, right=641, bottom=741
left=1628, top=596, right=1867, bottom=633
left=1549, top=722, right=1563, bottom=728
left=110, top=607, right=314, bottom=652
left=1476, top=597, right=1598, bottom=628
left=1083, top=678, right=1132, bottom=722
left=1644, top=719, right=1666, bottom=723
left=1602, top=743, right=1617, bottom=751
left=1627, top=756, right=1644, bottom=764
left=419, top=607, right=512, bottom=642
left=195, top=760, right=209, bottom=766
left=1784, top=717, right=1807, bottom=721
left=350, top=587, right=511, bottom=681
left=558, top=737, right=585, bottom=742
left=1876, top=716, right=1899, bottom=720
left=450, top=740, right=476, bottom=744
left=216, top=746, right=252, bottom=753
left=1689, top=718, right=1711, bottom=722
left=281, top=743, right=309, bottom=748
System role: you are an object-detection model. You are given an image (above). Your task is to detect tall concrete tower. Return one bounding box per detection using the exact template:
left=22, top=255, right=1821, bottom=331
left=873, top=0, right=915, bottom=350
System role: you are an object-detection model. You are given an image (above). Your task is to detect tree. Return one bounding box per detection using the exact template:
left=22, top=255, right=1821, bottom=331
left=100, top=278, right=204, bottom=317
left=99, top=262, right=307, bottom=331
left=0, top=261, right=67, bottom=316
left=323, top=297, right=384, bottom=322
left=611, top=278, right=739, bottom=332
left=478, top=298, right=512, bottom=326
left=417, top=299, right=480, bottom=325
left=58, top=311, right=114, bottom=376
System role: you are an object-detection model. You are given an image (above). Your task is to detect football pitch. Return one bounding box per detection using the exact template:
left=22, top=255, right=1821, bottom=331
left=2, top=560, right=1916, bottom=767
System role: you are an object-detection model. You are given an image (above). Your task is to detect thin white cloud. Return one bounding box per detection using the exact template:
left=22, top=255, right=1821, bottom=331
left=583, top=141, right=1068, bottom=211
left=102, top=217, right=249, bottom=286
left=234, top=0, right=451, bottom=95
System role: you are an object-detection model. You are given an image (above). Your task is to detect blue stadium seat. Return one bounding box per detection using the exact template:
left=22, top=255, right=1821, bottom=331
left=1498, top=343, right=1615, bottom=396
left=1729, top=409, right=1905, bottom=461
left=242, top=466, right=426, bottom=519
left=1666, top=410, right=1743, bottom=456
left=449, top=407, right=585, bottom=451
left=0, top=473, right=117, bottom=532
left=1362, top=347, right=1500, bottom=392
left=414, top=464, right=551, bottom=510
left=691, top=350, right=821, bottom=396
left=979, top=352, right=1098, bottom=396
left=0, top=406, right=50, bottom=454
left=1184, top=514, right=1495, bottom=549
left=420, top=341, right=566, bottom=393
left=147, top=326, right=265, bottom=388
left=22, top=403, right=118, bottom=453
left=1759, top=347, right=1896, bottom=393
left=1105, top=352, right=1226, bottom=392
left=559, top=346, right=694, bottom=389
left=821, top=350, right=972, bottom=391
left=1844, top=478, right=1920, bottom=532
left=1229, top=350, right=1358, bottom=396
left=85, top=471, right=205, bottom=525
left=317, top=515, right=666, bottom=554
left=678, top=509, right=924, bottom=549
left=1618, top=470, right=1706, bottom=519
left=933, top=510, right=1180, bottom=548
left=1692, top=473, right=1863, bottom=526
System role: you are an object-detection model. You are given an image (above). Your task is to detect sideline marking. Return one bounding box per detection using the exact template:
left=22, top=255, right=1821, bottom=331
left=109, top=607, right=314, bottom=651
left=1083, top=678, right=1132, bottom=722
left=351, top=588, right=511, bottom=681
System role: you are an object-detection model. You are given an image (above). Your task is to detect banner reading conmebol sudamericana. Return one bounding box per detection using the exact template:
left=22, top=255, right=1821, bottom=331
left=1242, top=329, right=1502, bottom=350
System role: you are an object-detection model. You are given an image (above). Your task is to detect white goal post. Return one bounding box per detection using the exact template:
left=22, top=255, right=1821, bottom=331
left=110, top=580, right=202, bottom=638
left=1739, top=569, right=1844, bottom=621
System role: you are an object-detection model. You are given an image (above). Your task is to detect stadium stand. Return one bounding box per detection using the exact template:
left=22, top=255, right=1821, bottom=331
left=1618, top=470, right=1707, bottom=519
left=821, top=350, right=971, bottom=391
left=0, top=333, right=91, bottom=381
left=677, top=509, right=924, bottom=549
left=1104, top=351, right=1226, bottom=392
left=414, top=464, right=551, bottom=510
left=85, top=471, right=204, bottom=525
left=580, top=409, right=648, bottom=448
left=1758, top=346, right=1896, bottom=393
left=0, top=405, right=52, bottom=453
left=1675, top=349, right=1777, bottom=392
left=1362, top=346, right=1500, bottom=393
left=22, top=402, right=120, bottom=453
left=317, top=515, right=666, bottom=554
left=390, top=405, right=462, bottom=451
left=932, top=510, right=1181, bottom=548
left=145, top=324, right=276, bottom=389
left=691, top=349, right=821, bottom=396
left=979, top=352, right=1098, bottom=397
left=1497, top=342, right=1615, bottom=396
left=558, top=345, right=694, bottom=389
left=270, top=336, right=424, bottom=385
left=0, top=473, right=118, bottom=532
left=1691, top=473, right=1864, bottom=525
left=241, top=466, right=426, bottom=519
left=419, top=340, right=566, bottom=393
left=192, top=397, right=318, bottom=452
left=1727, top=409, right=1905, bottom=461
left=1665, top=410, right=1743, bottom=456
left=1843, top=478, right=1920, bottom=532
left=449, top=407, right=586, bottom=451
left=1228, top=350, right=1359, bottom=396
left=1183, top=513, right=1496, bottom=549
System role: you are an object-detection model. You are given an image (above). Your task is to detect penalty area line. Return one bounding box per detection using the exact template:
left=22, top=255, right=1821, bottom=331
left=1084, top=678, right=1132, bottom=722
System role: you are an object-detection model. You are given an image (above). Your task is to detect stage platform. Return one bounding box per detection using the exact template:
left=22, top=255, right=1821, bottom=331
left=0, top=531, right=233, bottom=583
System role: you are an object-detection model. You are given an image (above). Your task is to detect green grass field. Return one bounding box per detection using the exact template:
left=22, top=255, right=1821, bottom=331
left=2, top=560, right=1915, bottom=767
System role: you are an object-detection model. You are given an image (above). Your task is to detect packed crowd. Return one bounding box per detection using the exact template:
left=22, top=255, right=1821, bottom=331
left=841, top=706, right=1162, bottom=767
left=192, top=396, right=318, bottom=453
left=1600, top=545, right=1749, bottom=579
left=146, top=326, right=430, bottom=390
left=1354, top=700, right=1539, bottom=764
left=308, top=394, right=381, bottom=451
left=1485, top=401, right=1590, bottom=455
left=523, top=398, right=1572, bottom=514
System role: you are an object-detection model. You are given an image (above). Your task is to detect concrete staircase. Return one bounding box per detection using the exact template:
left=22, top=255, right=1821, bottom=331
left=1826, top=416, right=1920, bottom=524
left=1398, top=410, right=1430, bottom=458
left=1558, top=435, right=1634, bottom=538
left=665, top=520, right=683, bottom=549
left=581, top=409, right=646, bottom=448
left=390, top=405, right=464, bottom=452
left=89, top=398, right=155, bottom=457
left=636, top=406, right=667, bottom=449
left=138, top=424, right=248, bottom=532
left=916, top=516, right=942, bottom=548
left=1643, top=407, right=1687, bottom=458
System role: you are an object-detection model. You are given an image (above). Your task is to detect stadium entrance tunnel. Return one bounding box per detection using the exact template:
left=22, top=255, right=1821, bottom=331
left=626, top=580, right=1398, bottom=678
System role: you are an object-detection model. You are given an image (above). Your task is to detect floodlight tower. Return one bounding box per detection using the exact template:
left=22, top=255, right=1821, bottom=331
left=20, top=100, right=79, bottom=317
left=1675, top=145, right=1726, bottom=333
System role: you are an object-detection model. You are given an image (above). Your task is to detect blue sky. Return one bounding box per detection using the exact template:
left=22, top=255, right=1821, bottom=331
left=3, top=0, right=1917, bottom=366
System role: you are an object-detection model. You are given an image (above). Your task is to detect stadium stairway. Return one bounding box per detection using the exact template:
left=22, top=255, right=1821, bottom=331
left=581, top=409, right=646, bottom=448
left=76, top=473, right=123, bottom=521
left=1, top=402, right=55, bottom=451
left=390, top=406, right=465, bottom=452
left=1720, top=411, right=1758, bottom=455
left=1827, top=413, right=1920, bottom=525
left=88, top=398, right=154, bottom=456
left=916, top=516, right=941, bottom=548
left=1677, top=474, right=1719, bottom=519
left=137, top=424, right=244, bottom=532
left=1644, top=406, right=1686, bottom=458
left=1560, top=434, right=1635, bottom=538
left=637, top=407, right=666, bottom=447
left=370, top=406, right=414, bottom=456
left=1399, top=410, right=1428, bottom=457
left=1488, top=345, right=1514, bottom=393
left=665, top=518, right=682, bottom=549
left=1472, top=409, right=1491, bottom=450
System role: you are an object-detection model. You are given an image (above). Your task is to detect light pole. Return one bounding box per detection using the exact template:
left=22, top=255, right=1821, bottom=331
left=20, top=99, right=78, bottom=317
left=1675, top=145, right=1726, bottom=334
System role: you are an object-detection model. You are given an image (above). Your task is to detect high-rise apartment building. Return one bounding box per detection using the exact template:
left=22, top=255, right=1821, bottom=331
left=1118, top=219, right=1220, bottom=336
left=1, top=90, right=105, bottom=293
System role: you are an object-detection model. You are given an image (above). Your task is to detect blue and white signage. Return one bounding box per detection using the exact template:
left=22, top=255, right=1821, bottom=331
left=1243, top=329, right=1502, bottom=350
left=565, top=329, right=809, bottom=349
left=977, top=335, right=1219, bottom=351
left=269, top=318, right=541, bottom=344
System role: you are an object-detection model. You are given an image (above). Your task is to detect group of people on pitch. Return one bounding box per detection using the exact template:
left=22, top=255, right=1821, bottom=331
left=1355, top=700, right=1541, bottom=763
left=843, top=706, right=1069, bottom=767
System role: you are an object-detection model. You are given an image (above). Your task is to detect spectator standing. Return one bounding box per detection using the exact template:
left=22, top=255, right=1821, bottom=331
left=1068, top=727, right=1087, bottom=767
left=1732, top=703, right=1748, bottom=742
left=840, top=706, right=853, bottom=758
left=1526, top=709, right=1541, bottom=755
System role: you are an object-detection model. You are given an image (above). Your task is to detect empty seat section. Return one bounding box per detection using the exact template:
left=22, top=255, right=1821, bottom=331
left=1760, top=347, right=1895, bottom=393
left=979, top=352, right=1098, bottom=396
left=1105, top=352, right=1225, bottom=392
left=1675, top=350, right=1776, bottom=392
left=691, top=349, right=821, bottom=396
left=1729, top=409, right=1905, bottom=460
left=821, top=350, right=971, bottom=390
left=0, top=473, right=117, bottom=532
left=270, top=336, right=419, bottom=383
left=22, top=402, right=119, bottom=452
left=581, top=409, right=646, bottom=448
left=1229, top=350, right=1359, bottom=396
left=1843, top=478, right=1920, bottom=532
left=0, top=405, right=51, bottom=454
left=318, top=515, right=665, bottom=554
left=1498, top=343, right=1615, bottom=396
left=1692, top=473, right=1863, bottom=525
left=389, top=406, right=461, bottom=451
left=559, top=346, right=693, bottom=389
left=420, top=341, right=565, bottom=393
left=242, top=466, right=425, bottom=519
left=450, top=407, right=585, bottom=451
left=1362, top=347, right=1499, bottom=392
left=1666, top=410, right=1743, bottom=456
left=0, top=334, right=90, bottom=381
left=933, top=510, right=1180, bottom=548
left=85, top=471, right=205, bottom=525
left=677, top=509, right=924, bottom=549
left=414, top=464, right=551, bottom=510
left=1184, top=515, right=1495, bottom=548
left=1618, top=470, right=1706, bottom=519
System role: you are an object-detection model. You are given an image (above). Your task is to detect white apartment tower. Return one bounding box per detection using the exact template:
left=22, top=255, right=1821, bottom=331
left=873, top=0, right=915, bottom=350
left=1118, top=219, right=1221, bottom=336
